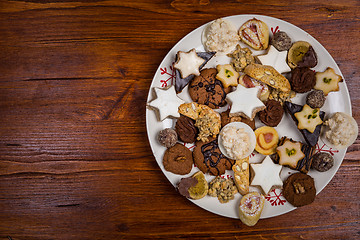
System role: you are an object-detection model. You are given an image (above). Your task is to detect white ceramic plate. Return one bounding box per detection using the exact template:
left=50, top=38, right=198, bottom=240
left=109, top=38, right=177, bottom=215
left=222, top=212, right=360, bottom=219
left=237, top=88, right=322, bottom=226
left=146, top=14, right=352, bottom=219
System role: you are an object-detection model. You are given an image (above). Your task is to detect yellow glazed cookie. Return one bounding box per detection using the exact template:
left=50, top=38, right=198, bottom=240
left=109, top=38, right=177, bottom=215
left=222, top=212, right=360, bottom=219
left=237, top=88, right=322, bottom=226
left=294, top=104, right=323, bottom=133
left=216, top=64, right=239, bottom=88
left=314, top=67, right=343, bottom=95
left=254, top=126, right=279, bottom=155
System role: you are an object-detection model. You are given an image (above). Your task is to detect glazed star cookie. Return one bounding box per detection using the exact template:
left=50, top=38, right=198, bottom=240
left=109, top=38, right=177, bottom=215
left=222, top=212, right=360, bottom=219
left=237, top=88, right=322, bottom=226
left=285, top=101, right=325, bottom=147
left=226, top=85, right=265, bottom=121
left=273, top=137, right=315, bottom=173
left=148, top=86, right=185, bottom=121
left=294, top=104, right=323, bottom=133
left=173, top=48, right=205, bottom=79
left=216, top=64, right=239, bottom=88
left=175, top=51, right=216, bottom=93
left=314, top=67, right=343, bottom=95
left=257, top=45, right=291, bottom=73
left=250, top=156, right=283, bottom=195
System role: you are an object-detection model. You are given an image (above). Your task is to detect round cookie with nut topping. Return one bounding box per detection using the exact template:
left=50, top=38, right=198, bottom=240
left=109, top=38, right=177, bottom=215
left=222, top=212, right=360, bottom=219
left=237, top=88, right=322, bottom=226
left=163, top=143, right=193, bottom=175
left=283, top=172, right=316, bottom=207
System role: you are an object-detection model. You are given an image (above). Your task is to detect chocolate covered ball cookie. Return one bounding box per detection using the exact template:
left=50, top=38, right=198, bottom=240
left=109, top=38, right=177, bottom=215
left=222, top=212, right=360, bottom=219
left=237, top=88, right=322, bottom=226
left=311, top=152, right=334, bottom=172
left=193, top=137, right=235, bottom=176
left=189, top=68, right=230, bottom=109
left=163, top=143, right=193, bottom=175
left=271, top=31, right=292, bottom=51
left=306, top=90, right=326, bottom=108
left=158, top=128, right=178, bottom=148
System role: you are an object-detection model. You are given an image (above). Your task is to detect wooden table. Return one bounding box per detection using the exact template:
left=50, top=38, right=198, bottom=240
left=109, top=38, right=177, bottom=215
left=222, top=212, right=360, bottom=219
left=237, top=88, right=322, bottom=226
left=0, top=1, right=359, bottom=239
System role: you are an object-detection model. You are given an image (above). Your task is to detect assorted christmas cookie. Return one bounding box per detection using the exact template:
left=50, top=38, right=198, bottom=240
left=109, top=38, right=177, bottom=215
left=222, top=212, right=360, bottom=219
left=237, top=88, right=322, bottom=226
left=287, top=41, right=317, bottom=69
left=238, top=74, right=270, bottom=102
left=163, top=143, right=193, bottom=175
left=314, top=67, right=343, bottom=95
left=244, top=63, right=291, bottom=93
left=257, top=45, right=291, bottom=73
left=250, top=156, right=283, bottom=195
left=216, top=64, right=239, bottom=88
left=258, top=99, right=284, bottom=127
left=306, top=90, right=326, bottom=108
left=226, top=84, right=265, bottom=121
left=271, top=31, right=292, bottom=51
left=227, top=44, right=256, bottom=72
left=239, top=192, right=265, bottom=226
left=283, top=172, right=316, bottom=207
left=175, top=51, right=216, bottom=93
left=158, top=128, right=178, bottom=148
left=220, top=109, right=256, bottom=130
left=285, top=101, right=325, bottom=147
left=178, top=102, right=221, bottom=142
left=290, top=67, right=316, bottom=93
left=232, top=157, right=250, bottom=195
left=174, top=48, right=205, bottom=79
left=202, top=18, right=239, bottom=54
left=193, top=137, right=235, bottom=176
left=178, top=171, right=209, bottom=200
left=148, top=16, right=353, bottom=222
left=254, top=126, right=279, bottom=155
left=147, top=85, right=185, bottom=121
left=208, top=176, right=238, bottom=203
left=188, top=68, right=230, bottom=109
left=274, top=137, right=315, bottom=173
left=175, top=115, right=198, bottom=143
left=311, top=152, right=334, bottom=172
left=238, top=18, right=269, bottom=50
left=322, top=112, right=358, bottom=149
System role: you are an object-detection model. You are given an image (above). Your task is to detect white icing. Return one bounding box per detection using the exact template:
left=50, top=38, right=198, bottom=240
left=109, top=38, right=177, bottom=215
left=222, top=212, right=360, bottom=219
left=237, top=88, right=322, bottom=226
left=257, top=45, right=291, bottom=73
left=226, top=85, right=265, bottom=120
left=148, top=86, right=185, bottom=121
left=250, top=156, right=283, bottom=194
left=173, top=49, right=205, bottom=79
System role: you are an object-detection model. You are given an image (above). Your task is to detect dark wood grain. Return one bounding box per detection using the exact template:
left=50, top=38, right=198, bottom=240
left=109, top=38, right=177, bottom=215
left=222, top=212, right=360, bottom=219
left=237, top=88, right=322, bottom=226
left=0, top=0, right=359, bottom=239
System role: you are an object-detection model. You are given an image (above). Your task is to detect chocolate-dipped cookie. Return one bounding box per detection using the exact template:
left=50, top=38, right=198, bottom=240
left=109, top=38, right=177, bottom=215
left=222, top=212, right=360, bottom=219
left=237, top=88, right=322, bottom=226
left=189, top=68, right=230, bottom=109
left=193, top=137, right=235, bottom=176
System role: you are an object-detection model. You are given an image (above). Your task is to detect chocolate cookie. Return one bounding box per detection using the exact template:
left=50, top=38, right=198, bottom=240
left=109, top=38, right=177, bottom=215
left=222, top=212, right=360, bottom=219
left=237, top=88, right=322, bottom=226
left=175, top=115, right=198, bottom=143
left=220, top=109, right=255, bottom=130
left=258, top=100, right=284, bottom=127
left=283, top=172, right=316, bottom=207
left=193, top=137, right=235, bottom=176
left=290, top=67, right=316, bottom=93
left=311, top=152, right=334, bottom=172
left=163, top=143, right=193, bottom=175
left=189, top=68, right=230, bottom=109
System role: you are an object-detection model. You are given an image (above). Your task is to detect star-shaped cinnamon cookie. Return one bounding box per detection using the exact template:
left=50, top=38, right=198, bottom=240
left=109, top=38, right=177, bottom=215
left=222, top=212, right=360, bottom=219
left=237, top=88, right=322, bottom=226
left=226, top=85, right=265, bottom=120
left=257, top=45, right=291, bottom=73
left=250, top=156, right=283, bottom=195
left=148, top=86, right=185, bottom=121
left=173, top=49, right=205, bottom=79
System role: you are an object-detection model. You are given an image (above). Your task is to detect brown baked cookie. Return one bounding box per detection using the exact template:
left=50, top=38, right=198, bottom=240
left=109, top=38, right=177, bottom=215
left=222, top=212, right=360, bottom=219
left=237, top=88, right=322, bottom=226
left=220, top=109, right=255, bottom=130
left=188, top=68, right=230, bottom=109
left=193, top=137, right=235, bottom=176
left=175, top=115, right=198, bottom=143
left=283, top=172, right=316, bottom=207
left=290, top=67, right=316, bottom=93
left=258, top=100, right=284, bottom=127
left=163, top=143, right=193, bottom=175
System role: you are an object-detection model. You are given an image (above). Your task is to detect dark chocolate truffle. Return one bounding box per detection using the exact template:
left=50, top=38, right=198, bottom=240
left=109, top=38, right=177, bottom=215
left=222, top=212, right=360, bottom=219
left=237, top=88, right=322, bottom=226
left=311, top=152, right=334, bottom=172
left=290, top=67, right=316, bottom=93
left=271, top=31, right=292, bottom=51
left=258, top=100, right=284, bottom=127
left=158, top=128, right=178, bottom=148
left=175, top=115, right=198, bottom=143
left=306, top=90, right=326, bottom=108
